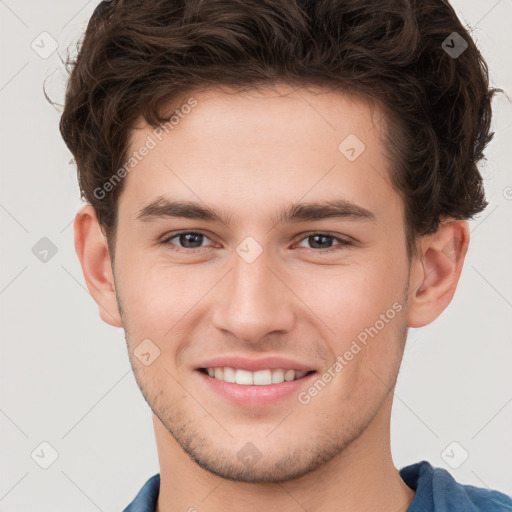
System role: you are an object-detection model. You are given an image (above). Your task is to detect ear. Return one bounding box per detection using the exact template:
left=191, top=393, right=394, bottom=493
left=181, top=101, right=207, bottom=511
left=74, top=205, right=123, bottom=327
left=407, top=219, right=469, bottom=328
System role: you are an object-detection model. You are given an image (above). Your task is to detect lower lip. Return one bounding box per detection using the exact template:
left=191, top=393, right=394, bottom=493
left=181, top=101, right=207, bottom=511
left=196, top=370, right=317, bottom=407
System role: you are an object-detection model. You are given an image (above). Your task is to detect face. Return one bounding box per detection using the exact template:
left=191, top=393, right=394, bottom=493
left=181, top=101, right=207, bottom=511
left=112, top=84, right=412, bottom=482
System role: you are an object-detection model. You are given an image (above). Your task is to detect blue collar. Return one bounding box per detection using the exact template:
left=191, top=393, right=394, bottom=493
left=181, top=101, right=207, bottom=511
left=123, top=461, right=512, bottom=511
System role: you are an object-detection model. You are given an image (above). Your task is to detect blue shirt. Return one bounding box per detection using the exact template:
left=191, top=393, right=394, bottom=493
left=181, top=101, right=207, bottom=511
left=123, top=460, right=512, bottom=511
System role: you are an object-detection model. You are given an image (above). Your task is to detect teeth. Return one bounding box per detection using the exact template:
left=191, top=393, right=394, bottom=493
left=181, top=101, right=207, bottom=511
left=223, top=367, right=236, bottom=383
left=235, top=369, right=253, bottom=385
left=284, top=369, right=295, bottom=381
left=271, top=369, right=284, bottom=384
left=203, top=367, right=309, bottom=385
left=253, top=369, right=271, bottom=385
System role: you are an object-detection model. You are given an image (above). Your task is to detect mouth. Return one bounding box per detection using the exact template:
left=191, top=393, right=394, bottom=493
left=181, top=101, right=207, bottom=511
left=198, top=367, right=316, bottom=385
left=195, top=366, right=318, bottom=407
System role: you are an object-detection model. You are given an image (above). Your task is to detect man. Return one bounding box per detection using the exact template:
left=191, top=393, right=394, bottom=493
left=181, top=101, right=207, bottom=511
left=59, top=0, right=511, bottom=510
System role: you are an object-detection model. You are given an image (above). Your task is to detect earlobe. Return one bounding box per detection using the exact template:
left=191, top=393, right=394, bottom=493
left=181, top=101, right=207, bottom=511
left=407, top=220, right=469, bottom=328
left=74, top=205, right=123, bottom=327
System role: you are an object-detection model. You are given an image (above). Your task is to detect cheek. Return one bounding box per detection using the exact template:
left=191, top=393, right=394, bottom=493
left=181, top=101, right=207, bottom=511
left=297, top=256, right=407, bottom=340
left=300, top=266, right=408, bottom=406
left=115, top=254, right=212, bottom=338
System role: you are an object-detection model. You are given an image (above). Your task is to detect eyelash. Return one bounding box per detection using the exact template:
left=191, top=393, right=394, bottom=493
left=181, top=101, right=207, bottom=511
left=161, top=231, right=354, bottom=254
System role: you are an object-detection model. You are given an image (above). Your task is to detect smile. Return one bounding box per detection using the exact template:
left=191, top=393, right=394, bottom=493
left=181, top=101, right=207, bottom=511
left=200, top=367, right=312, bottom=385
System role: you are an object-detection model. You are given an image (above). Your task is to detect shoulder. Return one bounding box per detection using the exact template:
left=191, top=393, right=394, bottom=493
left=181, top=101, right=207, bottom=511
left=123, top=474, right=160, bottom=512
left=400, top=461, right=512, bottom=512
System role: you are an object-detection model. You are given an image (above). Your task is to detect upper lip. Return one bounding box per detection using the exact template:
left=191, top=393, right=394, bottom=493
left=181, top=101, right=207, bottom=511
left=195, top=356, right=316, bottom=372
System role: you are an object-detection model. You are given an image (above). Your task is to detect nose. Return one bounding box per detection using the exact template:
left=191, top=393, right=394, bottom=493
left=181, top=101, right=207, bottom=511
left=211, top=249, right=295, bottom=344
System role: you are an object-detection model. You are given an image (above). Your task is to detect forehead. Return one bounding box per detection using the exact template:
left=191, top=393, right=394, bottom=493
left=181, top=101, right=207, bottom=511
left=120, top=84, right=399, bottom=225
left=133, top=83, right=388, bottom=151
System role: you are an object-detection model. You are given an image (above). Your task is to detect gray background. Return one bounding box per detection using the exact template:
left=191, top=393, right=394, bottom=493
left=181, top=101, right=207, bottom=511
left=1, top=0, right=511, bottom=510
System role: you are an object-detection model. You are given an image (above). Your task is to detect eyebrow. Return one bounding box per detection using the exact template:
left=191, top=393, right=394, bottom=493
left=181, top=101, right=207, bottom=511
left=136, top=196, right=376, bottom=225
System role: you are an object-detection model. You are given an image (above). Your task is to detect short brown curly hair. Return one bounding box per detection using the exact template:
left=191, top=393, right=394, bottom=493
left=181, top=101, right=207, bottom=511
left=58, top=0, right=498, bottom=257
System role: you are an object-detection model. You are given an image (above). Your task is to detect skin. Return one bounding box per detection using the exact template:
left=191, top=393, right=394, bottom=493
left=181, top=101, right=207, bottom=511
left=75, top=84, right=469, bottom=512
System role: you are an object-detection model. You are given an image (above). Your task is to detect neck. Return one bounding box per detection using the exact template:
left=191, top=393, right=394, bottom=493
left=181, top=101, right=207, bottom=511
left=153, top=395, right=414, bottom=512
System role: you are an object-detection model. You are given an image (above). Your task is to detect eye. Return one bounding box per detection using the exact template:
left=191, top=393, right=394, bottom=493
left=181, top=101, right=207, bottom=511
left=161, top=231, right=353, bottom=254
left=162, top=231, right=213, bottom=251
left=295, top=233, right=353, bottom=252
